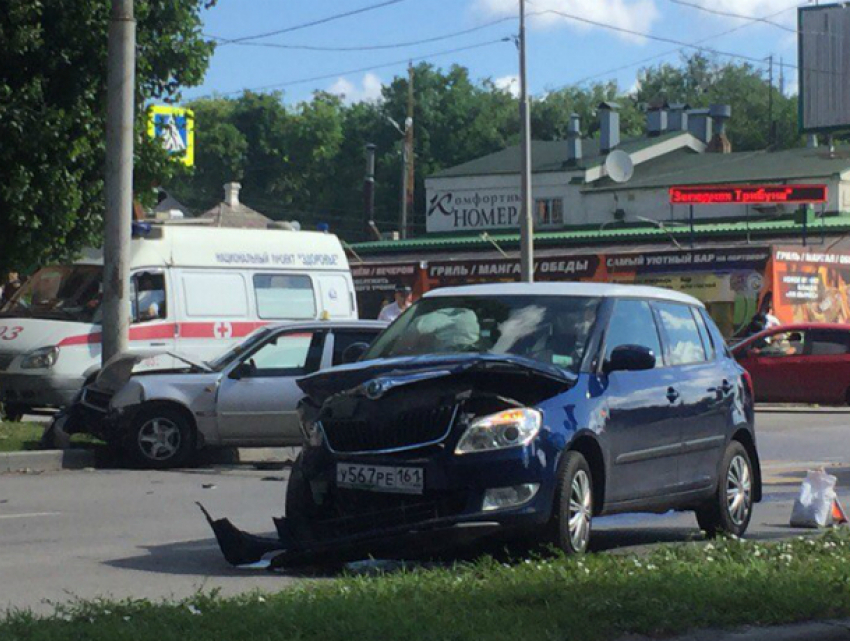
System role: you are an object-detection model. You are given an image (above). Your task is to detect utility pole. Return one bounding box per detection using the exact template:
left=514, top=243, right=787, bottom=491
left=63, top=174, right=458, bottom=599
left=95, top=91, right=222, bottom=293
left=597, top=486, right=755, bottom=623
left=767, top=54, right=774, bottom=147
left=518, top=0, right=534, bottom=282
left=364, top=143, right=377, bottom=237
left=102, top=0, right=136, bottom=365
left=401, top=62, right=415, bottom=239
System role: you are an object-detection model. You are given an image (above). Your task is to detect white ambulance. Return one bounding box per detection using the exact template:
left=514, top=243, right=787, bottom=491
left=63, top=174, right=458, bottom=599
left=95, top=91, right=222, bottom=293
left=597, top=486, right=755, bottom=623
left=0, top=223, right=357, bottom=417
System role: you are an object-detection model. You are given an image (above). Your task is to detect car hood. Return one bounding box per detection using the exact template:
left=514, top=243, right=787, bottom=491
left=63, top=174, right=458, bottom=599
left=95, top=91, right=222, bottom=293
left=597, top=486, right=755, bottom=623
left=297, top=353, right=576, bottom=405
left=94, top=350, right=211, bottom=392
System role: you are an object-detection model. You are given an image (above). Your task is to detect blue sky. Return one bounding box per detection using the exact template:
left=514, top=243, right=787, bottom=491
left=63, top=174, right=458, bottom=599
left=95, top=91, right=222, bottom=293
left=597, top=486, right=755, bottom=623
left=187, top=0, right=803, bottom=105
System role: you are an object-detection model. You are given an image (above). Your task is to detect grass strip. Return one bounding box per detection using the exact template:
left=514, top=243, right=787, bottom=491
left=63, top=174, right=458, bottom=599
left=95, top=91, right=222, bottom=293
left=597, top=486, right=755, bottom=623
left=0, top=421, right=43, bottom=452
left=2, top=530, right=850, bottom=641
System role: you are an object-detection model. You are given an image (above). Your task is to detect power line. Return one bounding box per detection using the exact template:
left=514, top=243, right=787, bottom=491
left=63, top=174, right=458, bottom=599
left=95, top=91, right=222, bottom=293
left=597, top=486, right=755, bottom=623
left=206, top=16, right=517, bottom=52
left=666, top=0, right=797, bottom=34
left=195, top=38, right=511, bottom=98
left=570, top=3, right=801, bottom=86
left=214, top=0, right=409, bottom=45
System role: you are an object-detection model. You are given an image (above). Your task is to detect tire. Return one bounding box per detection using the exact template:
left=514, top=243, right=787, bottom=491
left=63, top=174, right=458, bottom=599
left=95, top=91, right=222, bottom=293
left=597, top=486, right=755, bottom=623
left=696, top=440, right=754, bottom=538
left=546, top=451, right=594, bottom=555
left=284, top=454, right=322, bottom=542
left=1, top=403, right=27, bottom=422
left=127, top=405, right=194, bottom=469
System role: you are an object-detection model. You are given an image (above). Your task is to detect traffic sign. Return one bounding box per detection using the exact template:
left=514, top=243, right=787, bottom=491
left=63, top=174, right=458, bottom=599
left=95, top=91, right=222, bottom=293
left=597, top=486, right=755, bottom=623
left=147, top=105, right=194, bottom=166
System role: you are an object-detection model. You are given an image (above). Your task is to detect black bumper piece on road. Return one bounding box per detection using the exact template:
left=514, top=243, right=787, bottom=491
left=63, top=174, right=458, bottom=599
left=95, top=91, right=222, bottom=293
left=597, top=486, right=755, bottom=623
left=199, top=503, right=501, bottom=569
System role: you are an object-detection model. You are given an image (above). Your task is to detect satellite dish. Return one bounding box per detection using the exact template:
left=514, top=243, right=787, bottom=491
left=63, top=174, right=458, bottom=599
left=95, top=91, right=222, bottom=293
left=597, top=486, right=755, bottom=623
left=605, top=150, right=634, bottom=183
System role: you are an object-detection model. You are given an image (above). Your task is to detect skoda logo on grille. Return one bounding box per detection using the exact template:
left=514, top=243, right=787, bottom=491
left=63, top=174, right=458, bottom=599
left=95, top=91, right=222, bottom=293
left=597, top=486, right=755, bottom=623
left=364, top=379, right=388, bottom=400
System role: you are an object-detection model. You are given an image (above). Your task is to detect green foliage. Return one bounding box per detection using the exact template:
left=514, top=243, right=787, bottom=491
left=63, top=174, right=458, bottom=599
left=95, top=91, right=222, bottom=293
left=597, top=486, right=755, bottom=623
left=171, top=54, right=800, bottom=241
left=2, top=531, right=850, bottom=640
left=0, top=0, right=215, bottom=272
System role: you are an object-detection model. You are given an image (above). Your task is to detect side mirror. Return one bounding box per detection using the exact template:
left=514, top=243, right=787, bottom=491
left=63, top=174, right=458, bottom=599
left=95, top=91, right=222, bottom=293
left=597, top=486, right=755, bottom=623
left=604, top=344, right=656, bottom=374
left=341, top=342, right=370, bottom=364
left=230, top=361, right=254, bottom=380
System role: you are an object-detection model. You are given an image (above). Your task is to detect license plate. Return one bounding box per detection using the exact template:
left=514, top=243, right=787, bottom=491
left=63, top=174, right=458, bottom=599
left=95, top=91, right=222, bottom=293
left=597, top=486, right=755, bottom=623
left=336, top=463, right=424, bottom=495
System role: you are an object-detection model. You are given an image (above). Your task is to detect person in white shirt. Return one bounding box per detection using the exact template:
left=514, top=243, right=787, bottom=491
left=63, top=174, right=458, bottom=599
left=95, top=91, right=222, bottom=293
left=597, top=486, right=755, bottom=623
left=378, top=284, right=412, bottom=322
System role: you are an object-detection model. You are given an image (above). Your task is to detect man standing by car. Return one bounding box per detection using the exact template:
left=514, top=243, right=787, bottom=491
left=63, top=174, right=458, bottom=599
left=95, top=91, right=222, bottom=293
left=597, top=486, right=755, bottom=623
left=378, top=284, right=412, bottom=322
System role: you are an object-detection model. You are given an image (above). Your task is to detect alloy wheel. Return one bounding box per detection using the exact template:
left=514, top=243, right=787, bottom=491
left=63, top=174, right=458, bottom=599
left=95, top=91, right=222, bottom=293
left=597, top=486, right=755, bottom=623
left=725, top=454, right=752, bottom=526
left=138, top=417, right=181, bottom=461
left=568, top=469, right=592, bottom=551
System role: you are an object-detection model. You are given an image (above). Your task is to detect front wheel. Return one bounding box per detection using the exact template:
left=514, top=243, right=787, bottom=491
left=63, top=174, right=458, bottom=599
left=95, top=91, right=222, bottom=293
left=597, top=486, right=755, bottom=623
left=696, top=441, right=754, bottom=537
left=546, top=451, right=594, bottom=555
left=127, top=405, right=194, bottom=469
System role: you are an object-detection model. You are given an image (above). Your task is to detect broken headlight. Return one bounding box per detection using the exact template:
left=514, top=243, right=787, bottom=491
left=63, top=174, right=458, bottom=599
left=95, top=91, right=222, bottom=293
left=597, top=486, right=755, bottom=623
left=455, top=408, right=541, bottom=455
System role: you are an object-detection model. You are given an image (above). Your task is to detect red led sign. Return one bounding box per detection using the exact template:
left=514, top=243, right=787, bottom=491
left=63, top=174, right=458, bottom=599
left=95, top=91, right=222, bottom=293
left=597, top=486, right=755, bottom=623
left=669, top=184, right=828, bottom=205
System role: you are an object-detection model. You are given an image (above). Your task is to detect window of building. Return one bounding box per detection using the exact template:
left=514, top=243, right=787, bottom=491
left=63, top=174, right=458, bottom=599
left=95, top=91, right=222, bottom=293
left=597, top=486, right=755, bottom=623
left=535, top=198, right=564, bottom=227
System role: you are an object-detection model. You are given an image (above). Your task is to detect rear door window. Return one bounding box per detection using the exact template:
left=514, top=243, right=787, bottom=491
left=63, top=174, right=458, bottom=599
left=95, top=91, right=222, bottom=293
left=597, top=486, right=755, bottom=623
left=655, top=302, right=707, bottom=366
left=604, top=299, right=663, bottom=367
left=254, top=274, right=316, bottom=320
left=808, top=330, right=850, bottom=356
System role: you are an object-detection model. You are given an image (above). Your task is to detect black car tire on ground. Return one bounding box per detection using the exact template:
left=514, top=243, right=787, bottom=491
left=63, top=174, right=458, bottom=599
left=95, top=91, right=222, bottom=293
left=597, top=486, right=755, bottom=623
left=546, top=450, right=594, bottom=555
left=696, top=440, right=754, bottom=538
left=1, top=403, right=27, bottom=422
left=127, top=405, right=194, bottom=469
left=284, top=454, right=323, bottom=541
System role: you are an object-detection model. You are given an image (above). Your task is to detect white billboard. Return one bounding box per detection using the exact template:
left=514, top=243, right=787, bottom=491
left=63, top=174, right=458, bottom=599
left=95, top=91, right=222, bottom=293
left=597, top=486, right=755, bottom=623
left=799, top=4, right=850, bottom=132
left=426, top=188, right=521, bottom=233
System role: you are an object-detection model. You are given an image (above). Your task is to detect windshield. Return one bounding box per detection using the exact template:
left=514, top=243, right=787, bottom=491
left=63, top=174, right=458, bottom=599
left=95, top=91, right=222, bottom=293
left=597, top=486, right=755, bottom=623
left=207, top=327, right=274, bottom=372
left=0, top=265, right=102, bottom=323
left=362, top=294, right=601, bottom=372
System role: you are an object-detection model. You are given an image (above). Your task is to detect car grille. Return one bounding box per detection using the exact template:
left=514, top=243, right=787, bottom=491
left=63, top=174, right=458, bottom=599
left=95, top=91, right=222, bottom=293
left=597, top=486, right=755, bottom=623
left=0, top=354, right=15, bottom=371
left=320, top=403, right=459, bottom=454
left=80, top=388, right=112, bottom=413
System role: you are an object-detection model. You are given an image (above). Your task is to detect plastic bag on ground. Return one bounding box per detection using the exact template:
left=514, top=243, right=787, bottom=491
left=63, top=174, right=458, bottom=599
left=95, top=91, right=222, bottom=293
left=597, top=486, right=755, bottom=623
left=790, top=469, right=838, bottom=529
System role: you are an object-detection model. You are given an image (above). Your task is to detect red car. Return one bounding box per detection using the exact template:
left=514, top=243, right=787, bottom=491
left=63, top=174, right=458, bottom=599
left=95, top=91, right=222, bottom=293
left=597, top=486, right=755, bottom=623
left=732, top=323, right=850, bottom=404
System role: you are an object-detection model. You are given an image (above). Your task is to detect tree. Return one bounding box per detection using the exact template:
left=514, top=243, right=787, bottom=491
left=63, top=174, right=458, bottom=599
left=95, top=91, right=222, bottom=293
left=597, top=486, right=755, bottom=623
left=0, top=0, right=215, bottom=272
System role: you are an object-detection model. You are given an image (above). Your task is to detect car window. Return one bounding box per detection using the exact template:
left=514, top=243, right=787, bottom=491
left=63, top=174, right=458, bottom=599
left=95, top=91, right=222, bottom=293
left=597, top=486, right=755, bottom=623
left=750, top=331, right=804, bottom=358
left=808, top=330, right=850, bottom=356
left=655, top=302, right=707, bottom=366
left=254, top=274, right=315, bottom=320
left=331, top=330, right=379, bottom=366
left=131, top=272, right=167, bottom=323
left=693, top=308, right=716, bottom=360
left=603, top=299, right=663, bottom=367
left=243, top=331, right=323, bottom=377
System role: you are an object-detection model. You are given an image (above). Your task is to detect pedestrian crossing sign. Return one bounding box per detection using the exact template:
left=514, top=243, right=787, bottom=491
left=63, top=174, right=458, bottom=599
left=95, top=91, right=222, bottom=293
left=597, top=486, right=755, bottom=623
left=147, top=105, right=194, bottom=167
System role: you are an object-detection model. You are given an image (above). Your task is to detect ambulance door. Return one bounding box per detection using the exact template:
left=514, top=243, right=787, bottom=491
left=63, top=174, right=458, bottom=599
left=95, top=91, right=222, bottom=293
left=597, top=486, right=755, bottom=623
left=316, top=274, right=356, bottom=319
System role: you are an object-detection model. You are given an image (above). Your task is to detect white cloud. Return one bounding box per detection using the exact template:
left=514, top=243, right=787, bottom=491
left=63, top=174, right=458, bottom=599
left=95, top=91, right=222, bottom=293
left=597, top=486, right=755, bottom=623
left=327, top=72, right=384, bottom=104
left=494, top=74, right=520, bottom=97
left=476, top=0, right=661, bottom=44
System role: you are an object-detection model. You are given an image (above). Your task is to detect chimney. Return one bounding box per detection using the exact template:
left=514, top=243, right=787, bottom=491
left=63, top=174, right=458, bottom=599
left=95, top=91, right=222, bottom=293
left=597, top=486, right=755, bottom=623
left=647, top=106, right=668, bottom=137
left=566, top=113, right=583, bottom=165
left=668, top=103, right=690, bottom=132
left=598, top=102, right=620, bottom=153
left=224, top=182, right=241, bottom=208
left=706, top=104, right=732, bottom=153
left=687, top=109, right=713, bottom=145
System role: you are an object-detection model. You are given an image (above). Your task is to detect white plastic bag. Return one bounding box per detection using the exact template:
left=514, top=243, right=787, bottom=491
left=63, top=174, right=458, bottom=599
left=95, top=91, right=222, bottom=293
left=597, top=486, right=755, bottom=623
left=790, top=469, right=837, bottom=528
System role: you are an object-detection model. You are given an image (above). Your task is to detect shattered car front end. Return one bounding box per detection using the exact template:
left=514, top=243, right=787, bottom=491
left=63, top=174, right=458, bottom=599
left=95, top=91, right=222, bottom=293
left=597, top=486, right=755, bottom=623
left=205, top=354, right=577, bottom=567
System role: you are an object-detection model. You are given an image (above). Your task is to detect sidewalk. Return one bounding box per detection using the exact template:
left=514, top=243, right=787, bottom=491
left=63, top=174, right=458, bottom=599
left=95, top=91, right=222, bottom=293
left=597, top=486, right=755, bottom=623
left=756, top=404, right=850, bottom=414
left=621, top=619, right=850, bottom=641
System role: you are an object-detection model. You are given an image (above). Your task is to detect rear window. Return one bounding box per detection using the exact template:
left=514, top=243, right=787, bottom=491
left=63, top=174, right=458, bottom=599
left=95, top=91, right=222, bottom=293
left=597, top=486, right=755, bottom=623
left=655, top=302, right=707, bottom=366
left=253, top=274, right=315, bottom=320
left=808, top=330, right=850, bottom=356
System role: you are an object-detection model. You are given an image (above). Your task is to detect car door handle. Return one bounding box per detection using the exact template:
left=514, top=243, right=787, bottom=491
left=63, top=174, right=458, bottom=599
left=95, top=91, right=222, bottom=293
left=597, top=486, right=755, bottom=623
left=149, top=342, right=167, bottom=347
left=720, top=379, right=733, bottom=395
left=666, top=387, right=680, bottom=403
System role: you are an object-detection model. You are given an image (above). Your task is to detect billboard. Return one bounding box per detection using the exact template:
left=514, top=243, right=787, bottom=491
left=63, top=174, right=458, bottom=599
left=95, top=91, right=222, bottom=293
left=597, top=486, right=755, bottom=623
left=669, top=185, right=828, bottom=205
left=799, top=4, right=850, bottom=132
left=147, top=105, right=194, bottom=166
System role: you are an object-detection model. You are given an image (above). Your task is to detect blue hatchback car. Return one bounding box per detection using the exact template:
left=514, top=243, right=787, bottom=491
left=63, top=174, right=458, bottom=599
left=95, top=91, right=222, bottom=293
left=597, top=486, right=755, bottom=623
left=207, top=283, right=762, bottom=564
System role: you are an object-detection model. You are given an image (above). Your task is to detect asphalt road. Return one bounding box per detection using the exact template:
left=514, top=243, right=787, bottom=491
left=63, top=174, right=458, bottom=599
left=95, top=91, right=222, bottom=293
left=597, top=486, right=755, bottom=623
left=1, top=409, right=848, bottom=614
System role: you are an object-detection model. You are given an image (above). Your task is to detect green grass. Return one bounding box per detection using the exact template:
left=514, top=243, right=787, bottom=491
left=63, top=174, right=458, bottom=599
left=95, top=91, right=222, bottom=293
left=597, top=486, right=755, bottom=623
left=0, top=421, right=44, bottom=451
left=2, top=530, right=850, bottom=641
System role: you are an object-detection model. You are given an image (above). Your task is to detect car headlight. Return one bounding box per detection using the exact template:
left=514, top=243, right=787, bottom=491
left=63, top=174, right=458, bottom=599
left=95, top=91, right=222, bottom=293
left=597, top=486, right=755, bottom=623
left=455, top=408, right=542, bottom=455
left=20, top=346, right=59, bottom=370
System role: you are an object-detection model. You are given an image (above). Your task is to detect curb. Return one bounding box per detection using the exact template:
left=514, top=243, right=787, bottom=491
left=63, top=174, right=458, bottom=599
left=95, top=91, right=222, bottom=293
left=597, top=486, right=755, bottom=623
left=756, top=405, right=850, bottom=414
left=620, top=618, right=850, bottom=641
left=0, top=449, right=96, bottom=473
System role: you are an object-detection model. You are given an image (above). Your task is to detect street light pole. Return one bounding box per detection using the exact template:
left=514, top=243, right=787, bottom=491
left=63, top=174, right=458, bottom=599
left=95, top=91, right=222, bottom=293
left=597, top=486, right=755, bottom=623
left=102, top=0, right=136, bottom=365
left=519, top=0, right=534, bottom=283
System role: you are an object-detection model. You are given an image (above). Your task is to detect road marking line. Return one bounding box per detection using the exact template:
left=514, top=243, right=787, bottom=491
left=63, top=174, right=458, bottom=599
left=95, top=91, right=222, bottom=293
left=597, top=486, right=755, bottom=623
left=0, top=512, right=61, bottom=520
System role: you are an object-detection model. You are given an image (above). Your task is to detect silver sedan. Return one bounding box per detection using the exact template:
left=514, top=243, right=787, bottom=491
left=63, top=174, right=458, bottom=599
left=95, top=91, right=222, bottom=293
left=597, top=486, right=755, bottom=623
left=50, top=320, right=386, bottom=468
